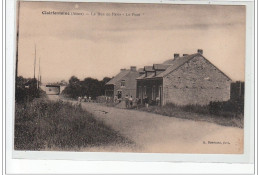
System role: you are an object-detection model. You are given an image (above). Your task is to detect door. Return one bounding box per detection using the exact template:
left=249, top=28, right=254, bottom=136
left=117, top=91, right=122, bottom=99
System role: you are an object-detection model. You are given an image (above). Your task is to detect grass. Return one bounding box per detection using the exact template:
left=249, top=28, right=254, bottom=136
left=15, top=99, right=133, bottom=151
left=138, top=103, right=244, bottom=128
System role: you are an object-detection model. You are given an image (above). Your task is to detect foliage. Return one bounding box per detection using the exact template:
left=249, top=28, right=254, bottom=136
left=209, top=98, right=244, bottom=115
left=138, top=101, right=244, bottom=128
left=15, top=99, right=133, bottom=150
left=62, top=76, right=111, bottom=99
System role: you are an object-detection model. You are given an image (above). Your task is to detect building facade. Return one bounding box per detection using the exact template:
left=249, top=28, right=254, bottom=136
left=105, top=66, right=139, bottom=99
left=136, top=50, right=232, bottom=106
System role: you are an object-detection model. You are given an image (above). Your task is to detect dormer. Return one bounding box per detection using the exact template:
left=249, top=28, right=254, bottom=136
left=144, top=66, right=154, bottom=77
left=153, top=64, right=171, bottom=76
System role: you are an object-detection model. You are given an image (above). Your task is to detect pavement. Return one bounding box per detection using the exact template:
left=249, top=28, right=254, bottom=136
left=48, top=95, right=244, bottom=154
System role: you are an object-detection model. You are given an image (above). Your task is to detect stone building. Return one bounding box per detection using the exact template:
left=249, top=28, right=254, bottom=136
left=105, top=66, right=139, bottom=99
left=136, top=49, right=232, bottom=106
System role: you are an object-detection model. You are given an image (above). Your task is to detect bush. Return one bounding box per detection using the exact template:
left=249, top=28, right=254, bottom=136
left=209, top=100, right=244, bottom=115
left=15, top=76, right=45, bottom=103
left=15, top=99, right=133, bottom=150
left=138, top=101, right=244, bottom=128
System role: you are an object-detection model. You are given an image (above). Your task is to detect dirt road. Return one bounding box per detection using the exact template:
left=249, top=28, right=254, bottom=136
left=48, top=95, right=244, bottom=153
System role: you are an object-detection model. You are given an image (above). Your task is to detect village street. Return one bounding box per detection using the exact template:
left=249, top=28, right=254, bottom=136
left=48, top=95, right=244, bottom=154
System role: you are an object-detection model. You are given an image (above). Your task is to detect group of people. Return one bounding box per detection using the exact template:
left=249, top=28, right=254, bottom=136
left=124, top=95, right=134, bottom=108
left=78, top=93, right=160, bottom=108
left=78, top=95, right=91, bottom=102
left=112, top=94, right=161, bottom=108
left=142, top=95, right=161, bottom=107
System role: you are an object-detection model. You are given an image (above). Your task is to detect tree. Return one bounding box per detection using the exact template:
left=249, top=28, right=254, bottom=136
left=63, top=76, right=81, bottom=98
left=69, top=76, right=80, bottom=85
left=63, top=76, right=112, bottom=99
left=100, top=77, right=111, bottom=95
left=15, top=76, right=42, bottom=102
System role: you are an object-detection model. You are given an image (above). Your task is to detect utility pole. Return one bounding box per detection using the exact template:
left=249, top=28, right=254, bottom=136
left=37, top=57, right=41, bottom=89
left=33, top=44, right=37, bottom=98
left=34, top=44, right=36, bottom=80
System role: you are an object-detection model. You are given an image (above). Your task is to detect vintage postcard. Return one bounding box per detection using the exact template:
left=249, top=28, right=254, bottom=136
left=13, top=0, right=250, bottom=159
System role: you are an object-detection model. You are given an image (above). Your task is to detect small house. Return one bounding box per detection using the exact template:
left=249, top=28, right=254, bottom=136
left=105, top=66, right=139, bottom=99
left=136, top=49, right=232, bottom=106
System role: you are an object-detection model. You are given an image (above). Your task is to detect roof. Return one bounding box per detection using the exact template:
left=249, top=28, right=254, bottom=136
left=136, top=74, right=146, bottom=80
left=136, top=54, right=199, bottom=80
left=137, top=52, right=231, bottom=80
left=147, top=72, right=156, bottom=78
left=136, top=72, right=156, bottom=80
left=106, top=70, right=130, bottom=85
left=137, top=68, right=144, bottom=72
left=156, top=53, right=199, bottom=78
left=144, top=66, right=154, bottom=72
left=153, top=64, right=171, bottom=70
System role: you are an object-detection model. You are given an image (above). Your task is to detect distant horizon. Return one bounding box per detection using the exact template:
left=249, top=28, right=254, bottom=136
left=17, top=2, right=246, bottom=84
left=19, top=50, right=246, bottom=84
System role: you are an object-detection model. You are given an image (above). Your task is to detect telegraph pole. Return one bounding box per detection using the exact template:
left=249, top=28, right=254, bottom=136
left=34, top=44, right=36, bottom=80
left=37, top=57, right=41, bottom=89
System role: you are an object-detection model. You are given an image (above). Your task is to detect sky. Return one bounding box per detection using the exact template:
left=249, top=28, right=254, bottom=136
left=17, top=2, right=246, bottom=83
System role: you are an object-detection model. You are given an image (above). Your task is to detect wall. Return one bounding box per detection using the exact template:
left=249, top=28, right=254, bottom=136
left=163, top=55, right=231, bottom=105
left=114, top=71, right=139, bottom=99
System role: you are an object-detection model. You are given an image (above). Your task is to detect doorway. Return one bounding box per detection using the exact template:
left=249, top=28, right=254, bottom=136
left=117, top=91, right=122, bottom=99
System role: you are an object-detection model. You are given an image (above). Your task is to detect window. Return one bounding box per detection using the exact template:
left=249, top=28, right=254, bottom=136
left=121, top=80, right=125, bottom=87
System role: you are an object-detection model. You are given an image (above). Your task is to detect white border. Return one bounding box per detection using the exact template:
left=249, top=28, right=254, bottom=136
left=5, top=0, right=256, bottom=174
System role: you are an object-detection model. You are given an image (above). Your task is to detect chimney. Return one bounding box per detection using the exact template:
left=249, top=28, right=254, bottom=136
left=174, top=53, right=180, bottom=58
left=197, top=49, right=203, bottom=55
left=120, top=68, right=126, bottom=72
left=130, top=66, right=136, bottom=71
left=183, top=54, right=188, bottom=56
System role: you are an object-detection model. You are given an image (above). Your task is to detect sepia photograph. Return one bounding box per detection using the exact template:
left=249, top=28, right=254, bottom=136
left=14, top=1, right=246, bottom=154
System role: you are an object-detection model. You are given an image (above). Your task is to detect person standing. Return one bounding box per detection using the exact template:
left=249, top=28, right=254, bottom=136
left=156, top=96, right=160, bottom=106
left=144, top=95, right=149, bottom=108
left=125, top=95, right=129, bottom=108
left=114, top=95, right=118, bottom=103
left=78, top=96, right=82, bottom=103
left=129, top=95, right=133, bottom=108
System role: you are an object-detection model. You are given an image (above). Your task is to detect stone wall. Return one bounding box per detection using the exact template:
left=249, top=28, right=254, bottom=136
left=163, top=55, right=231, bottom=105
left=113, top=71, right=139, bottom=99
